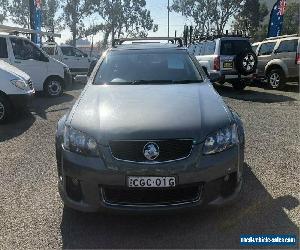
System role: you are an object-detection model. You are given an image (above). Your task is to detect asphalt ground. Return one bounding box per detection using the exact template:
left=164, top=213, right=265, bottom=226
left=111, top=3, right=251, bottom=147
left=0, top=82, right=299, bottom=249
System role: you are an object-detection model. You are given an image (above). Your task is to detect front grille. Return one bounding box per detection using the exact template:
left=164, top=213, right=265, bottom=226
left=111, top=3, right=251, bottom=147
left=102, top=185, right=202, bottom=206
left=109, top=139, right=193, bottom=163
left=27, top=80, right=33, bottom=90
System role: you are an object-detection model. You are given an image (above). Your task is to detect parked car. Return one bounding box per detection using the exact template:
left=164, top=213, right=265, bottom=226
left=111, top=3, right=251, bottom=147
left=42, top=42, right=91, bottom=77
left=190, top=36, right=257, bottom=90
left=74, top=58, right=99, bottom=85
left=55, top=39, right=245, bottom=212
left=0, top=60, right=35, bottom=123
left=0, top=35, right=71, bottom=97
left=255, top=34, right=300, bottom=89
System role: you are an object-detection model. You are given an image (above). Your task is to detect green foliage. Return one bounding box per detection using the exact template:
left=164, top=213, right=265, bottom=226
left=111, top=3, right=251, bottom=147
left=233, top=0, right=268, bottom=39
left=0, top=0, right=9, bottom=23
left=8, top=0, right=30, bottom=28
left=42, top=0, right=60, bottom=32
left=282, top=3, right=300, bottom=35
left=61, top=0, right=92, bottom=46
left=171, top=0, right=242, bottom=35
left=89, top=0, right=157, bottom=46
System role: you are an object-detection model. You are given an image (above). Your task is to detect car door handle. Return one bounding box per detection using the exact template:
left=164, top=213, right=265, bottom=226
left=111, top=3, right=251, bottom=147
left=14, top=60, right=21, bottom=64
left=64, top=58, right=69, bottom=60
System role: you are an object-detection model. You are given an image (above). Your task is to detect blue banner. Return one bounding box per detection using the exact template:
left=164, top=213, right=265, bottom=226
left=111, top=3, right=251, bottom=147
left=267, top=0, right=287, bottom=38
left=33, top=0, right=42, bottom=45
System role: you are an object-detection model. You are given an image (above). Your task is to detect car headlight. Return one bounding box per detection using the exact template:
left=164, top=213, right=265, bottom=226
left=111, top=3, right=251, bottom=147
left=11, top=79, right=28, bottom=90
left=63, top=126, right=99, bottom=157
left=203, top=124, right=239, bottom=155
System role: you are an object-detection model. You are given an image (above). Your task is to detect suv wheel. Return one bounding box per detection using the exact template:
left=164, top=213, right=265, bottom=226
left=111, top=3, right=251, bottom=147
left=44, top=77, right=63, bottom=97
left=0, top=95, right=12, bottom=124
left=267, top=69, right=285, bottom=90
left=235, top=51, right=257, bottom=75
left=232, top=80, right=247, bottom=91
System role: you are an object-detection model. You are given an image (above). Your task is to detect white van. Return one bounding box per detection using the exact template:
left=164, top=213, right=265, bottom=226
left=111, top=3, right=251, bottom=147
left=42, top=42, right=91, bottom=77
left=0, top=60, right=35, bottom=123
left=0, top=35, right=72, bottom=97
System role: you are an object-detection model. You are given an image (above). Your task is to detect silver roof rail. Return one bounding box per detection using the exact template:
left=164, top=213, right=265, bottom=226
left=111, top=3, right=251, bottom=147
left=265, top=34, right=298, bottom=40
left=113, top=37, right=183, bottom=47
left=0, top=25, right=61, bottom=38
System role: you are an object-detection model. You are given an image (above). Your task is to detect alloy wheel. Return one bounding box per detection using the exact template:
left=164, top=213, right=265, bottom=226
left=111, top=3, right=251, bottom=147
left=48, top=80, right=62, bottom=96
left=269, top=72, right=280, bottom=89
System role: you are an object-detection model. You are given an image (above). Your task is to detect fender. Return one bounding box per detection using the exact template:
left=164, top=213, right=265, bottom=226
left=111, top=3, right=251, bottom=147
left=265, top=59, right=288, bottom=77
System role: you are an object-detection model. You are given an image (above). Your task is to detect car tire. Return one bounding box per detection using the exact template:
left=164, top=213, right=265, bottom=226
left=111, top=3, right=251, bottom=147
left=44, top=77, right=63, bottom=97
left=232, top=80, right=246, bottom=91
left=235, top=50, right=257, bottom=75
left=0, top=94, right=12, bottom=124
left=202, top=67, right=209, bottom=77
left=267, top=69, right=286, bottom=90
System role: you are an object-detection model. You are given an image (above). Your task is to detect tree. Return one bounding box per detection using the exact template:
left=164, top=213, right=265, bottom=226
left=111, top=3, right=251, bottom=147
left=232, top=0, right=268, bottom=39
left=0, top=0, right=9, bottom=23
left=282, top=2, right=300, bottom=35
left=89, top=0, right=157, bottom=48
left=8, top=0, right=30, bottom=28
left=171, top=0, right=242, bottom=35
left=61, top=0, right=92, bottom=46
left=42, top=0, right=60, bottom=32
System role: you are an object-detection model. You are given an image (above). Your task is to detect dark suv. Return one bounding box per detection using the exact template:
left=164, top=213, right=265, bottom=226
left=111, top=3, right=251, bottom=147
left=55, top=38, right=245, bottom=212
left=189, top=37, right=257, bottom=90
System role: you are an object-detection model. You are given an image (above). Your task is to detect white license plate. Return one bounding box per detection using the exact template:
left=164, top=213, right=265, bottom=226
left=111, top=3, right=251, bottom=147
left=127, top=176, right=176, bottom=188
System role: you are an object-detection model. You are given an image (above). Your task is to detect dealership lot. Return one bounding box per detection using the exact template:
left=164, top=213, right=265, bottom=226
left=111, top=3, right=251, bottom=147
left=0, top=83, right=299, bottom=249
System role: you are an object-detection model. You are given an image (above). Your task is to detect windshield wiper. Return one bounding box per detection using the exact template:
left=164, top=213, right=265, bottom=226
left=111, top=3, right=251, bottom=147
left=130, top=80, right=171, bottom=85
left=130, top=80, right=203, bottom=85
left=103, top=79, right=203, bottom=85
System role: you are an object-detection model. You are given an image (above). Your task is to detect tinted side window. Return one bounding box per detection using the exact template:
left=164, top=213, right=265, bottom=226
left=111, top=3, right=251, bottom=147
left=203, top=41, right=216, bottom=55
left=221, top=40, right=252, bottom=55
left=10, top=38, right=43, bottom=61
left=258, top=42, right=276, bottom=56
left=0, top=37, right=8, bottom=58
left=277, top=39, right=298, bottom=53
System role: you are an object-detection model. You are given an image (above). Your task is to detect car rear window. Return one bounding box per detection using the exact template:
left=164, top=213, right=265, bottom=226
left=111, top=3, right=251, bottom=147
left=221, top=40, right=252, bottom=55
left=258, top=42, right=276, bottom=56
left=0, top=37, right=8, bottom=58
left=94, top=51, right=203, bottom=85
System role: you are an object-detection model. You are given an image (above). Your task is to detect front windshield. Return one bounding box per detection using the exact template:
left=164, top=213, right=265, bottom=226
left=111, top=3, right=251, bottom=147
left=94, top=51, right=203, bottom=85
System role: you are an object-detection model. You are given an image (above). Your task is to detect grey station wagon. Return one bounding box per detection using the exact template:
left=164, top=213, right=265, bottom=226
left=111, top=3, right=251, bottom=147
left=55, top=38, right=245, bottom=212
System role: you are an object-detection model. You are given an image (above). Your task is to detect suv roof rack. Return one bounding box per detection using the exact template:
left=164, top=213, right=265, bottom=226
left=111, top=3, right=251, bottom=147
left=112, top=37, right=183, bottom=47
left=192, top=31, right=250, bottom=43
left=0, top=24, right=61, bottom=38
left=264, top=34, right=299, bottom=40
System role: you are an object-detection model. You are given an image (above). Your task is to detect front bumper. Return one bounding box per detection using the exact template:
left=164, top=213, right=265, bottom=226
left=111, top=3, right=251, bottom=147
left=209, top=70, right=253, bottom=83
left=57, top=144, right=244, bottom=212
left=9, top=90, right=35, bottom=109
